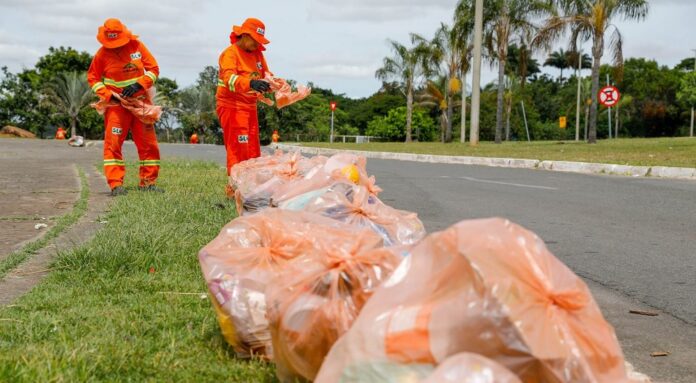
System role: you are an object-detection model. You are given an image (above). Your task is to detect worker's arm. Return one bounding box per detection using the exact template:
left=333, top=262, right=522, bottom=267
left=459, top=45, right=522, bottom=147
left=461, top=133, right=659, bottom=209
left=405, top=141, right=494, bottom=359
left=218, top=48, right=270, bottom=93
left=86, top=50, right=112, bottom=101
left=136, top=42, right=159, bottom=89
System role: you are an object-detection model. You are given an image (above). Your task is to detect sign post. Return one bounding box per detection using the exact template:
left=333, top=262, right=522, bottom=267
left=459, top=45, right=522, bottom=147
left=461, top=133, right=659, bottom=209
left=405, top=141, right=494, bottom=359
left=329, top=101, right=337, bottom=143
left=599, top=84, right=620, bottom=139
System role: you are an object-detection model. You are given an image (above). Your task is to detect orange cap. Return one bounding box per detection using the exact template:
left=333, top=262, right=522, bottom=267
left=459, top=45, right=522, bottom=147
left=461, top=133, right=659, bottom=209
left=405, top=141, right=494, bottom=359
left=97, top=18, right=137, bottom=49
left=232, top=18, right=270, bottom=46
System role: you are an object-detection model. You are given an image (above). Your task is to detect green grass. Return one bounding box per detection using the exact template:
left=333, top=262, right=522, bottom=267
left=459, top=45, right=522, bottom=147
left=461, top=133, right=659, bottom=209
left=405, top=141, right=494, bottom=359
left=0, top=161, right=277, bottom=382
left=302, top=137, right=696, bottom=168
left=0, top=168, right=89, bottom=279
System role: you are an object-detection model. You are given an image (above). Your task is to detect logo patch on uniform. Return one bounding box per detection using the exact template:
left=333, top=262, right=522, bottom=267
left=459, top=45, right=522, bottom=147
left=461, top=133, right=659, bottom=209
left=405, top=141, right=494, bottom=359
left=256, top=27, right=265, bottom=36
left=238, top=135, right=249, bottom=143
left=107, top=32, right=119, bottom=39
left=257, top=62, right=263, bottom=70
left=112, top=127, right=123, bottom=135
left=130, top=52, right=142, bottom=60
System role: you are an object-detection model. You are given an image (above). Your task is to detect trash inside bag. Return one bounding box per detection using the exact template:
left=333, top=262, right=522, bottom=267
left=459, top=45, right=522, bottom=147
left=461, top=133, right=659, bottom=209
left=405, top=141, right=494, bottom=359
left=270, top=153, right=381, bottom=208
left=267, top=233, right=399, bottom=382
left=281, top=182, right=425, bottom=246
left=234, top=153, right=326, bottom=215
left=68, top=135, right=85, bottom=147
left=316, top=218, right=634, bottom=383
left=421, top=353, right=521, bottom=383
left=198, top=209, right=384, bottom=360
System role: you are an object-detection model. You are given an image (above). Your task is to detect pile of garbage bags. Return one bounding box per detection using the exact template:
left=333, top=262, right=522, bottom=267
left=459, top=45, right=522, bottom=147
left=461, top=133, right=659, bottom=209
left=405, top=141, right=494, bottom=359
left=199, top=150, right=646, bottom=383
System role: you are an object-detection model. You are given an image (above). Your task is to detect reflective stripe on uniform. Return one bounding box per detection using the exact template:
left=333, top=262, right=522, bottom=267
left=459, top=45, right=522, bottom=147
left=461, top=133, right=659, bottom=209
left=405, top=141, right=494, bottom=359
left=103, top=159, right=126, bottom=166
left=139, top=160, right=160, bottom=167
left=228, top=74, right=238, bottom=92
left=103, top=77, right=139, bottom=88
left=144, top=71, right=157, bottom=83
left=91, top=82, right=106, bottom=92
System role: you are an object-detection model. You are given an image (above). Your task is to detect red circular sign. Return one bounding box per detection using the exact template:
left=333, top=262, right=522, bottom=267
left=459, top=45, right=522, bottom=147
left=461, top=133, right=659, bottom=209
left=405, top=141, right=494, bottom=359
left=599, top=86, right=620, bottom=107
left=330, top=101, right=337, bottom=111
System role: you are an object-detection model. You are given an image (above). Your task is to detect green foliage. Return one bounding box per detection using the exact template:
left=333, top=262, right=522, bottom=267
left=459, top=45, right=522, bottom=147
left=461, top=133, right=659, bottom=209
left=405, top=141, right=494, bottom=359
left=366, top=106, right=437, bottom=142
left=677, top=71, right=696, bottom=107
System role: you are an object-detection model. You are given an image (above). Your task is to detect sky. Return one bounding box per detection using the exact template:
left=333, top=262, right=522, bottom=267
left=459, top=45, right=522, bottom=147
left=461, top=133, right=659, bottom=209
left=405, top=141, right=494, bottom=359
left=0, top=0, right=694, bottom=99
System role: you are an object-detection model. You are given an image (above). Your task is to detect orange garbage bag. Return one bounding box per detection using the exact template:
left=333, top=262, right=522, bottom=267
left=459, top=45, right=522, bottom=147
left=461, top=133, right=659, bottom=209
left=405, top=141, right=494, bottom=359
left=271, top=153, right=381, bottom=208
left=90, top=90, right=161, bottom=125
left=259, top=74, right=312, bottom=109
left=229, top=150, right=289, bottom=192
left=235, top=153, right=327, bottom=215
left=283, top=182, right=425, bottom=246
left=316, top=218, right=635, bottom=383
left=266, top=233, right=400, bottom=382
left=422, top=353, right=522, bottom=383
left=198, top=209, right=373, bottom=359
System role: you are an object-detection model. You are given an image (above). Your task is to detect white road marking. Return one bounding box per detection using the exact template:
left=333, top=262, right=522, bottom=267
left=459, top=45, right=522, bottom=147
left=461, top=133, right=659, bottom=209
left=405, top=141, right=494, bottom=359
left=440, top=175, right=559, bottom=191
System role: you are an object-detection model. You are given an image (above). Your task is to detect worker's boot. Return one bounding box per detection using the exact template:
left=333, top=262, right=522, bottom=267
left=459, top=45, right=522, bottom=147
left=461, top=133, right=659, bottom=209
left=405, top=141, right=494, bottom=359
left=139, top=185, right=165, bottom=193
left=110, top=185, right=128, bottom=197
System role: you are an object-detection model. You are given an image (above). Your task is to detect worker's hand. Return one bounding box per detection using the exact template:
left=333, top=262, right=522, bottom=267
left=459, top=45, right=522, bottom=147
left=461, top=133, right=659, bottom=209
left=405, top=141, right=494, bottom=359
left=250, top=79, right=271, bottom=93
left=121, top=83, right=143, bottom=98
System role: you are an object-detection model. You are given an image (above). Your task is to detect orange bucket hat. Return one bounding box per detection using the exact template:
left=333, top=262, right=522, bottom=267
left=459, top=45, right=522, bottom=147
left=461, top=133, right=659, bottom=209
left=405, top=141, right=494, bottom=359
left=97, top=18, right=137, bottom=49
left=232, top=18, right=270, bottom=46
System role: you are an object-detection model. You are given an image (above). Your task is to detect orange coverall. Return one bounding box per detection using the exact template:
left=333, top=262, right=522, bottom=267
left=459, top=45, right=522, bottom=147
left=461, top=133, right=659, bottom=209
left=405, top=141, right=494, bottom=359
left=87, top=40, right=161, bottom=189
left=216, top=44, right=270, bottom=175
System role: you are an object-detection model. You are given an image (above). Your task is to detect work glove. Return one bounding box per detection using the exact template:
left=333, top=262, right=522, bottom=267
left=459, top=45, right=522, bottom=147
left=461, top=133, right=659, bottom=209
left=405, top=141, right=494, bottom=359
left=121, top=83, right=143, bottom=98
left=250, top=79, right=271, bottom=93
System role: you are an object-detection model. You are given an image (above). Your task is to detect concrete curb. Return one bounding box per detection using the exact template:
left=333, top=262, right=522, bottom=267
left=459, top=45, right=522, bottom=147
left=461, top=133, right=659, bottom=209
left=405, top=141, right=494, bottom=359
left=274, top=144, right=696, bottom=181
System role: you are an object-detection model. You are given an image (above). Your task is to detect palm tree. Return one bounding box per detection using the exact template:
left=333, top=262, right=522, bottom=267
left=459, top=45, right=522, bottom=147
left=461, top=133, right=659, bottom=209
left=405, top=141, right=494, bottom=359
left=544, top=49, right=571, bottom=81
left=42, top=71, right=93, bottom=138
left=535, top=0, right=649, bottom=143
left=416, top=77, right=460, bottom=143
left=484, top=0, right=553, bottom=144
left=454, top=0, right=474, bottom=143
left=376, top=39, right=430, bottom=142
left=415, top=20, right=472, bottom=143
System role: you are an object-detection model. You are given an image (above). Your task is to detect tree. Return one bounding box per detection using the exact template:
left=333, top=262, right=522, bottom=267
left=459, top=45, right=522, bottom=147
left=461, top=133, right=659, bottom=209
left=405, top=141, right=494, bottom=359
left=507, top=43, right=541, bottom=81
left=41, top=71, right=93, bottom=138
left=366, top=106, right=436, bottom=142
left=154, top=77, right=180, bottom=142
left=544, top=49, right=570, bottom=81
left=454, top=1, right=474, bottom=143
left=484, top=0, right=552, bottom=144
left=178, top=85, right=217, bottom=143
left=536, top=0, right=649, bottom=143
left=375, top=38, right=430, bottom=142
left=677, top=72, right=696, bottom=136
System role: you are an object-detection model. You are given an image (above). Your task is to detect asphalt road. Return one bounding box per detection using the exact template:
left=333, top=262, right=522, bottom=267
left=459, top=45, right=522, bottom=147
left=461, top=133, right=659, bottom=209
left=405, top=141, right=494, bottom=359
left=152, top=142, right=696, bottom=381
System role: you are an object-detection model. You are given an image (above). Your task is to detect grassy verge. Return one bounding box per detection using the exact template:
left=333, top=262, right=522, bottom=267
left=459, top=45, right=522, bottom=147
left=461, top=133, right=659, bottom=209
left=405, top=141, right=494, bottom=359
left=302, top=137, right=696, bottom=168
left=0, top=168, right=89, bottom=279
left=0, top=161, right=277, bottom=382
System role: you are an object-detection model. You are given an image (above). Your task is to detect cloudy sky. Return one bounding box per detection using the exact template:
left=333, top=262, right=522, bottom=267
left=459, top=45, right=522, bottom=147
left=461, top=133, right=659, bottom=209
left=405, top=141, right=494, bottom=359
left=1, top=0, right=694, bottom=98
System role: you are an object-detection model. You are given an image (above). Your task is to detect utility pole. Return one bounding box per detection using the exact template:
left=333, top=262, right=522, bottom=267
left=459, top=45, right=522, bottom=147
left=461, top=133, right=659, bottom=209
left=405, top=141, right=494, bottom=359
left=575, top=48, right=582, bottom=141
left=691, top=49, right=695, bottom=137
left=607, top=74, right=612, bottom=139
left=469, top=0, right=484, bottom=146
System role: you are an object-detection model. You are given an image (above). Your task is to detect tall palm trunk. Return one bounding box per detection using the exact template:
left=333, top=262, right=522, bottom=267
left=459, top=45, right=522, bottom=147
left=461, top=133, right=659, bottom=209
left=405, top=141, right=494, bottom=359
left=495, top=52, right=506, bottom=144
left=445, top=77, right=454, bottom=143
left=460, top=74, right=467, bottom=143
left=70, top=117, right=77, bottom=138
left=505, top=95, right=512, bottom=141
left=406, top=81, right=414, bottom=142
left=588, top=33, right=604, bottom=144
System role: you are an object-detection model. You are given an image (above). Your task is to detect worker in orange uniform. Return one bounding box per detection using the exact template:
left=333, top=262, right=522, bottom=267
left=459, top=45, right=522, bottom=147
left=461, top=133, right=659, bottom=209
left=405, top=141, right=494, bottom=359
left=190, top=132, right=199, bottom=144
left=271, top=130, right=280, bottom=143
left=216, top=18, right=272, bottom=195
left=55, top=127, right=67, bottom=140
left=87, top=18, right=163, bottom=196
